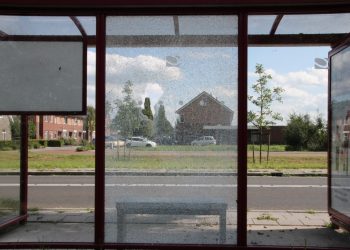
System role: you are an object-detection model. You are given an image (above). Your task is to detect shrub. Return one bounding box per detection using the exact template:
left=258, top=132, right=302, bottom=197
left=76, top=144, right=95, bottom=152
left=47, top=140, right=63, bottom=147
left=0, top=141, right=20, bottom=151
left=285, top=113, right=327, bottom=151
left=28, top=140, right=47, bottom=149
left=63, top=138, right=78, bottom=146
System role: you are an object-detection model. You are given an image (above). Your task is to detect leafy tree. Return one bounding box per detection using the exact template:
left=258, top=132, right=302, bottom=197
left=285, top=113, right=327, bottom=151
left=9, top=116, right=21, bottom=140
left=84, top=106, right=95, bottom=142
left=142, top=97, right=153, bottom=120
left=10, top=116, right=36, bottom=140
left=248, top=63, right=284, bottom=163
left=155, top=104, right=173, bottom=138
left=112, top=81, right=142, bottom=139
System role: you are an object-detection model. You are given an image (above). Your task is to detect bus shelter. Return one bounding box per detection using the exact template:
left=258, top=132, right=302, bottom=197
left=0, top=1, right=350, bottom=249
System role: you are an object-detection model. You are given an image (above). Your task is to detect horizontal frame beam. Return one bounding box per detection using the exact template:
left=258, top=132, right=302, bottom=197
left=0, top=34, right=346, bottom=46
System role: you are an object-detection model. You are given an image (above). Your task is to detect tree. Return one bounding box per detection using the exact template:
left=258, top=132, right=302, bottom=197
left=9, top=116, right=21, bottom=140
left=285, top=113, right=327, bottom=151
left=9, top=116, right=36, bottom=140
left=248, top=63, right=284, bottom=163
left=84, top=106, right=95, bottom=142
left=142, top=97, right=153, bottom=120
left=154, top=104, right=173, bottom=138
left=112, top=81, right=142, bottom=139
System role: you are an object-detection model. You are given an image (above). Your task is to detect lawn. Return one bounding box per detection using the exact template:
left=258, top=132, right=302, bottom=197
left=0, top=145, right=327, bottom=171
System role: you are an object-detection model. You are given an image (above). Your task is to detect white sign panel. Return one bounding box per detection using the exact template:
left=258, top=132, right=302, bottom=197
left=0, top=41, right=84, bottom=113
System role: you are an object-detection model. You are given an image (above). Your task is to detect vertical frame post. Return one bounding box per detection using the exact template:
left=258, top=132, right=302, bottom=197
left=237, top=12, right=248, bottom=247
left=95, top=14, right=106, bottom=247
left=20, top=115, right=28, bottom=222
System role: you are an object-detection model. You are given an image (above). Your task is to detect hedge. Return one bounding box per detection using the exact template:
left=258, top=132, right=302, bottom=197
left=0, top=141, right=20, bottom=151
left=28, top=139, right=48, bottom=149
left=47, top=140, right=64, bottom=147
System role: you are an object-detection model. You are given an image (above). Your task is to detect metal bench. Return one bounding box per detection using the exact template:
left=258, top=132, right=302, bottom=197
left=116, top=201, right=228, bottom=243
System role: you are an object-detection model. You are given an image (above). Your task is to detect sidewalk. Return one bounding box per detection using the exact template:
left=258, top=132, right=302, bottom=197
left=1, top=210, right=349, bottom=247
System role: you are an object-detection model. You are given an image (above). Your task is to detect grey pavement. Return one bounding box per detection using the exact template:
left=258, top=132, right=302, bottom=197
left=1, top=210, right=349, bottom=247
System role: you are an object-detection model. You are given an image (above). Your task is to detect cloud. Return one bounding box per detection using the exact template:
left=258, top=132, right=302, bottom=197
left=106, top=53, right=182, bottom=84
left=266, top=68, right=327, bottom=86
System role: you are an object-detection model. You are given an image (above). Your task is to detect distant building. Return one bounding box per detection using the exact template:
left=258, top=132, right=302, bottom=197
left=31, top=115, right=85, bottom=141
left=175, top=91, right=235, bottom=145
left=0, top=116, right=12, bottom=141
left=248, top=125, right=286, bottom=145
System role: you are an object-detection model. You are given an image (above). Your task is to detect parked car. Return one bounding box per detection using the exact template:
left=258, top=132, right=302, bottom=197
left=126, top=137, right=157, bottom=147
left=191, top=136, right=216, bottom=146
left=105, top=135, right=125, bottom=149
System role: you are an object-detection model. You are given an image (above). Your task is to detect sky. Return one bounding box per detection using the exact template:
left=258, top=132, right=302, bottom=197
left=87, top=46, right=330, bottom=126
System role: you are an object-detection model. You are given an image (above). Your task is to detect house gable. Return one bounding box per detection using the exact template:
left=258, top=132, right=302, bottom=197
left=176, top=91, right=234, bottom=126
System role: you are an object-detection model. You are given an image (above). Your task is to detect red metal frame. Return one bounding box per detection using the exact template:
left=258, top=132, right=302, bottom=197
left=328, top=41, right=350, bottom=232
left=20, top=115, right=28, bottom=222
left=95, top=13, right=106, bottom=247
left=237, top=12, right=248, bottom=247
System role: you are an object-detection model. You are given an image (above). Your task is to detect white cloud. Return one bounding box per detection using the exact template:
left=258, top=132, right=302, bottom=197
left=266, top=68, right=327, bottom=86
left=106, top=53, right=182, bottom=84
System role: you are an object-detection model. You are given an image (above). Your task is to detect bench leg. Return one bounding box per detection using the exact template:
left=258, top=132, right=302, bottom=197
left=117, top=210, right=126, bottom=242
left=219, top=212, right=226, bottom=244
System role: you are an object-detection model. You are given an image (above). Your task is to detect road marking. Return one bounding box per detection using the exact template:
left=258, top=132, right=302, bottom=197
left=0, top=183, right=327, bottom=188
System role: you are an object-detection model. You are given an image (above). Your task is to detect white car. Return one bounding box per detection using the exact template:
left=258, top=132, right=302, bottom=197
left=191, top=136, right=216, bottom=146
left=126, top=137, right=157, bottom=147
left=105, top=136, right=125, bottom=149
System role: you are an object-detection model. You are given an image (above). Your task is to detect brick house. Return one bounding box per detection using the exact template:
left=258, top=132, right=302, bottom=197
left=175, top=91, right=235, bottom=145
left=31, top=115, right=85, bottom=141
left=0, top=115, right=12, bottom=141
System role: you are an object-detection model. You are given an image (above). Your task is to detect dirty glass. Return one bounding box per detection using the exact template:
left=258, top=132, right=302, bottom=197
left=0, top=15, right=95, bottom=242
left=105, top=15, right=238, bottom=245
left=0, top=116, right=20, bottom=226
left=330, top=46, right=350, bottom=218
left=277, top=14, right=350, bottom=35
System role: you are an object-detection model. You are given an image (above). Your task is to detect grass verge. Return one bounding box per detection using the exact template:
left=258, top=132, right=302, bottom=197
left=0, top=147, right=326, bottom=171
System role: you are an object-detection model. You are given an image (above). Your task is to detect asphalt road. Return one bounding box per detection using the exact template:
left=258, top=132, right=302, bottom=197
left=0, top=175, right=327, bottom=210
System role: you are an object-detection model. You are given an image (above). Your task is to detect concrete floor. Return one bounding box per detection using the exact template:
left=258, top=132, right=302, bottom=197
left=0, top=210, right=349, bottom=248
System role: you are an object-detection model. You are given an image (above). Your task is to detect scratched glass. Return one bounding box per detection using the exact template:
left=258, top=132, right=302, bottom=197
left=0, top=15, right=95, bottom=243
left=105, top=15, right=238, bottom=244
left=0, top=116, right=20, bottom=226
left=330, top=46, right=350, bottom=219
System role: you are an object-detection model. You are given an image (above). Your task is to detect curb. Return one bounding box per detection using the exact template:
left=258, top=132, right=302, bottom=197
left=0, top=171, right=327, bottom=177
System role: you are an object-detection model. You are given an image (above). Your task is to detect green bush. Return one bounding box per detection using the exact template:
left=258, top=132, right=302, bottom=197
left=28, top=140, right=47, bottom=149
left=63, top=138, right=78, bottom=146
left=76, top=144, right=95, bottom=152
left=47, top=140, right=63, bottom=147
left=0, top=141, right=20, bottom=151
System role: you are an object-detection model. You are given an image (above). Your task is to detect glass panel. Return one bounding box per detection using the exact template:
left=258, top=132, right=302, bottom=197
left=106, top=16, right=175, bottom=36
left=331, top=46, right=350, bottom=218
left=277, top=14, right=350, bottom=34
left=0, top=16, right=80, bottom=36
left=248, top=15, right=277, bottom=35
left=0, top=115, right=20, bottom=225
left=178, top=16, right=237, bottom=35
left=77, top=16, right=96, bottom=36
left=105, top=15, right=238, bottom=244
